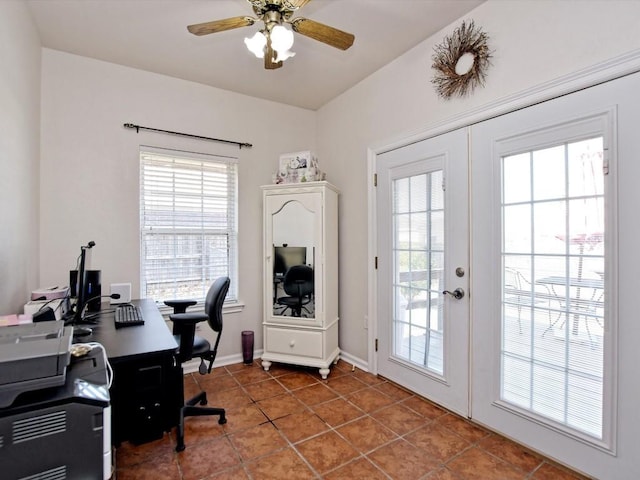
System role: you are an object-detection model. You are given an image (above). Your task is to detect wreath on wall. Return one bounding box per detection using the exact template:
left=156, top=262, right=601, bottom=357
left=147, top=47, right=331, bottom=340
left=431, top=20, right=492, bottom=99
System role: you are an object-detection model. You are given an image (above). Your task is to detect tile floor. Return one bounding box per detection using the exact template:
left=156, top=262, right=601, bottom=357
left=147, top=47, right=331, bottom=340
left=115, top=360, right=590, bottom=480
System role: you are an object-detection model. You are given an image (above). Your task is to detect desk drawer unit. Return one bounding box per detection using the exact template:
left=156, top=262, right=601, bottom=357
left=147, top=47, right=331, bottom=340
left=110, top=353, right=181, bottom=445
left=265, top=327, right=324, bottom=359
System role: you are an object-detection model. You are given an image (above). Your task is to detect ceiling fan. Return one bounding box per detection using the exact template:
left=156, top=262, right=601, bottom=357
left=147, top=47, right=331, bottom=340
left=187, top=0, right=355, bottom=70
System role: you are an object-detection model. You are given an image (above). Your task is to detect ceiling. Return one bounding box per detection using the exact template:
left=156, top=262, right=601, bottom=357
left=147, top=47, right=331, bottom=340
left=26, top=0, right=484, bottom=110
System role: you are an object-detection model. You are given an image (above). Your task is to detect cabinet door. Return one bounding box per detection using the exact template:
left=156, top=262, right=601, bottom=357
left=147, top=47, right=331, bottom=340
left=111, top=354, right=181, bottom=444
left=265, top=191, right=323, bottom=326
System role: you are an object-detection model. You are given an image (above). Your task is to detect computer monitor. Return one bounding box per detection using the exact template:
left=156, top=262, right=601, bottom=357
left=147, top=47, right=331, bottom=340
left=274, top=246, right=306, bottom=276
left=73, top=241, right=95, bottom=325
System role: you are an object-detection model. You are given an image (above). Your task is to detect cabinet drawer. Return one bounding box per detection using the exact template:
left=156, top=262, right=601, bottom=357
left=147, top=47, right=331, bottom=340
left=265, top=327, right=323, bottom=359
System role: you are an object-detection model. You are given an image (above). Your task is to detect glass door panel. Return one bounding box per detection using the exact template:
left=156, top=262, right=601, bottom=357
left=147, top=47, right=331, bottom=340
left=392, top=171, right=444, bottom=374
left=501, top=136, right=605, bottom=439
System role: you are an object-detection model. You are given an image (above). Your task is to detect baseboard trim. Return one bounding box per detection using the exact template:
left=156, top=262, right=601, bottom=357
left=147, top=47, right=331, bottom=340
left=182, top=349, right=265, bottom=374
left=182, top=349, right=369, bottom=375
left=336, top=351, right=369, bottom=373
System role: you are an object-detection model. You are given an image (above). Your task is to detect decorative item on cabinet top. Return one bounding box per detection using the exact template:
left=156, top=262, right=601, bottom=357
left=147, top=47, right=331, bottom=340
left=273, top=150, right=327, bottom=184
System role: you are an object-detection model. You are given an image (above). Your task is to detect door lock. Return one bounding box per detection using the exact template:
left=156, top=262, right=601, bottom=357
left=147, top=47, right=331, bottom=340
left=443, top=288, right=465, bottom=299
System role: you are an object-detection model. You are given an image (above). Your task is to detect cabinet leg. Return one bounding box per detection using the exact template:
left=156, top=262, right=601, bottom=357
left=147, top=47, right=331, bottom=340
left=261, top=360, right=272, bottom=372
left=319, top=367, right=330, bottom=379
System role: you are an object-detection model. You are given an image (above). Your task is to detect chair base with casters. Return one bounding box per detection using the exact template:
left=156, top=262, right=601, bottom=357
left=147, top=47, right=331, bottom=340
left=165, top=276, right=230, bottom=452
left=275, top=295, right=312, bottom=317
left=175, top=379, right=227, bottom=452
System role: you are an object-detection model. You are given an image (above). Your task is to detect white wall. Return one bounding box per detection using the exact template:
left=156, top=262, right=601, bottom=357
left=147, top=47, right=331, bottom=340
left=11, top=0, right=640, bottom=368
left=39, top=49, right=316, bottom=356
left=317, top=0, right=640, bottom=364
left=0, top=2, right=42, bottom=315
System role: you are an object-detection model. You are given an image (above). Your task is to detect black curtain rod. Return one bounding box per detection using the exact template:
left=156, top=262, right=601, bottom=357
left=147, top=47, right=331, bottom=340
left=123, top=123, right=252, bottom=149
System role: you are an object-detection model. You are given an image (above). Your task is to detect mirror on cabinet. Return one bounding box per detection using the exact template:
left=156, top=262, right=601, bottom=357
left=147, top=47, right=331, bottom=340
left=272, top=200, right=315, bottom=318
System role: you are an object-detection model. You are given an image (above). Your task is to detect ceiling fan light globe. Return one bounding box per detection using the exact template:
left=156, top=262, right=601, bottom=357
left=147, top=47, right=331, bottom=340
left=270, top=25, right=294, bottom=51
left=276, top=49, right=296, bottom=62
left=244, top=31, right=267, bottom=58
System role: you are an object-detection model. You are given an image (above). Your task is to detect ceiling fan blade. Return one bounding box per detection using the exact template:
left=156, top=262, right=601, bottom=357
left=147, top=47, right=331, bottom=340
left=187, top=16, right=255, bottom=36
left=291, top=18, right=354, bottom=50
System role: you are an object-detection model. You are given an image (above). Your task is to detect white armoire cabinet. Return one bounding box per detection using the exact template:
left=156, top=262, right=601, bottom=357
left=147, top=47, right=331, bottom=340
left=261, top=181, right=339, bottom=379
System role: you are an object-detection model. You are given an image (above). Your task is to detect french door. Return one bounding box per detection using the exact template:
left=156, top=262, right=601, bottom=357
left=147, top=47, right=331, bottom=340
left=376, top=128, right=469, bottom=416
left=374, top=71, right=640, bottom=478
left=470, top=72, right=640, bottom=478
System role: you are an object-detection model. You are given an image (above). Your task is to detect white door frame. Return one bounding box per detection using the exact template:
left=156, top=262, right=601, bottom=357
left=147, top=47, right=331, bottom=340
left=367, top=48, right=640, bottom=376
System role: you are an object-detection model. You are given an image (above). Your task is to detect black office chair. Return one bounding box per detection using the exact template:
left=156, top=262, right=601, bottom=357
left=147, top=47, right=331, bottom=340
left=164, top=276, right=230, bottom=452
left=273, top=251, right=287, bottom=303
left=276, top=265, right=314, bottom=317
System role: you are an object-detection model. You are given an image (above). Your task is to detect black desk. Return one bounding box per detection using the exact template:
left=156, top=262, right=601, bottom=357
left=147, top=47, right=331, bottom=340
left=82, top=299, right=181, bottom=445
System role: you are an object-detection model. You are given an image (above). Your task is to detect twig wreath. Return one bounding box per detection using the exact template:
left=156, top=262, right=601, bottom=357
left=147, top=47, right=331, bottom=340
left=431, top=20, right=492, bottom=99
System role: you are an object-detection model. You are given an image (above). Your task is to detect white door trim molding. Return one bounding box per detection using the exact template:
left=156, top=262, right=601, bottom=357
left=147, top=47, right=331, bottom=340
left=367, top=48, right=640, bottom=375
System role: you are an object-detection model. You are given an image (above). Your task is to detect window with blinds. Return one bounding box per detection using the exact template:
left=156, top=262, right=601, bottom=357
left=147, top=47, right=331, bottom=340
left=140, top=147, right=238, bottom=303
left=500, top=136, right=606, bottom=440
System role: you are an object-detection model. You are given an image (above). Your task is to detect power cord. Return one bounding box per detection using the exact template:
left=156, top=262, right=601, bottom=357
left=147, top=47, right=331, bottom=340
left=81, top=309, right=116, bottom=323
left=70, top=341, right=113, bottom=389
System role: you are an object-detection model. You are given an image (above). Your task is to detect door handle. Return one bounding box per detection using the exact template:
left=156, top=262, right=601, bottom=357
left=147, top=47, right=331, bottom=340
left=443, top=288, right=465, bottom=299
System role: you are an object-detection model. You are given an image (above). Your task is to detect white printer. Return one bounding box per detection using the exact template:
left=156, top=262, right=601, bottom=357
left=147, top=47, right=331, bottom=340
left=24, top=286, right=71, bottom=321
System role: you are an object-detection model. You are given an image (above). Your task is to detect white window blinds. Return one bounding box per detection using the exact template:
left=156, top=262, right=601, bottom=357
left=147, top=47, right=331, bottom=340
left=392, top=170, right=445, bottom=375
left=140, top=147, right=238, bottom=303
left=500, top=136, right=606, bottom=440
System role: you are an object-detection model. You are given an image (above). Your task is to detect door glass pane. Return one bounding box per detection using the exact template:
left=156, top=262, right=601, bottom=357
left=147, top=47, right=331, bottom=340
left=392, top=170, right=444, bottom=375
left=501, top=137, right=605, bottom=439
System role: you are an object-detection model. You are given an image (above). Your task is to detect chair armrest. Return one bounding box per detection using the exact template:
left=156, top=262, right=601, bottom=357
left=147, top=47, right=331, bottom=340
left=169, top=312, right=209, bottom=326
left=164, top=299, right=198, bottom=314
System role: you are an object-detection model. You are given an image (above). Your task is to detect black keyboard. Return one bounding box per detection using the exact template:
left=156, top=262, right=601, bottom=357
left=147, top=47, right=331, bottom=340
left=114, top=304, right=145, bottom=328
